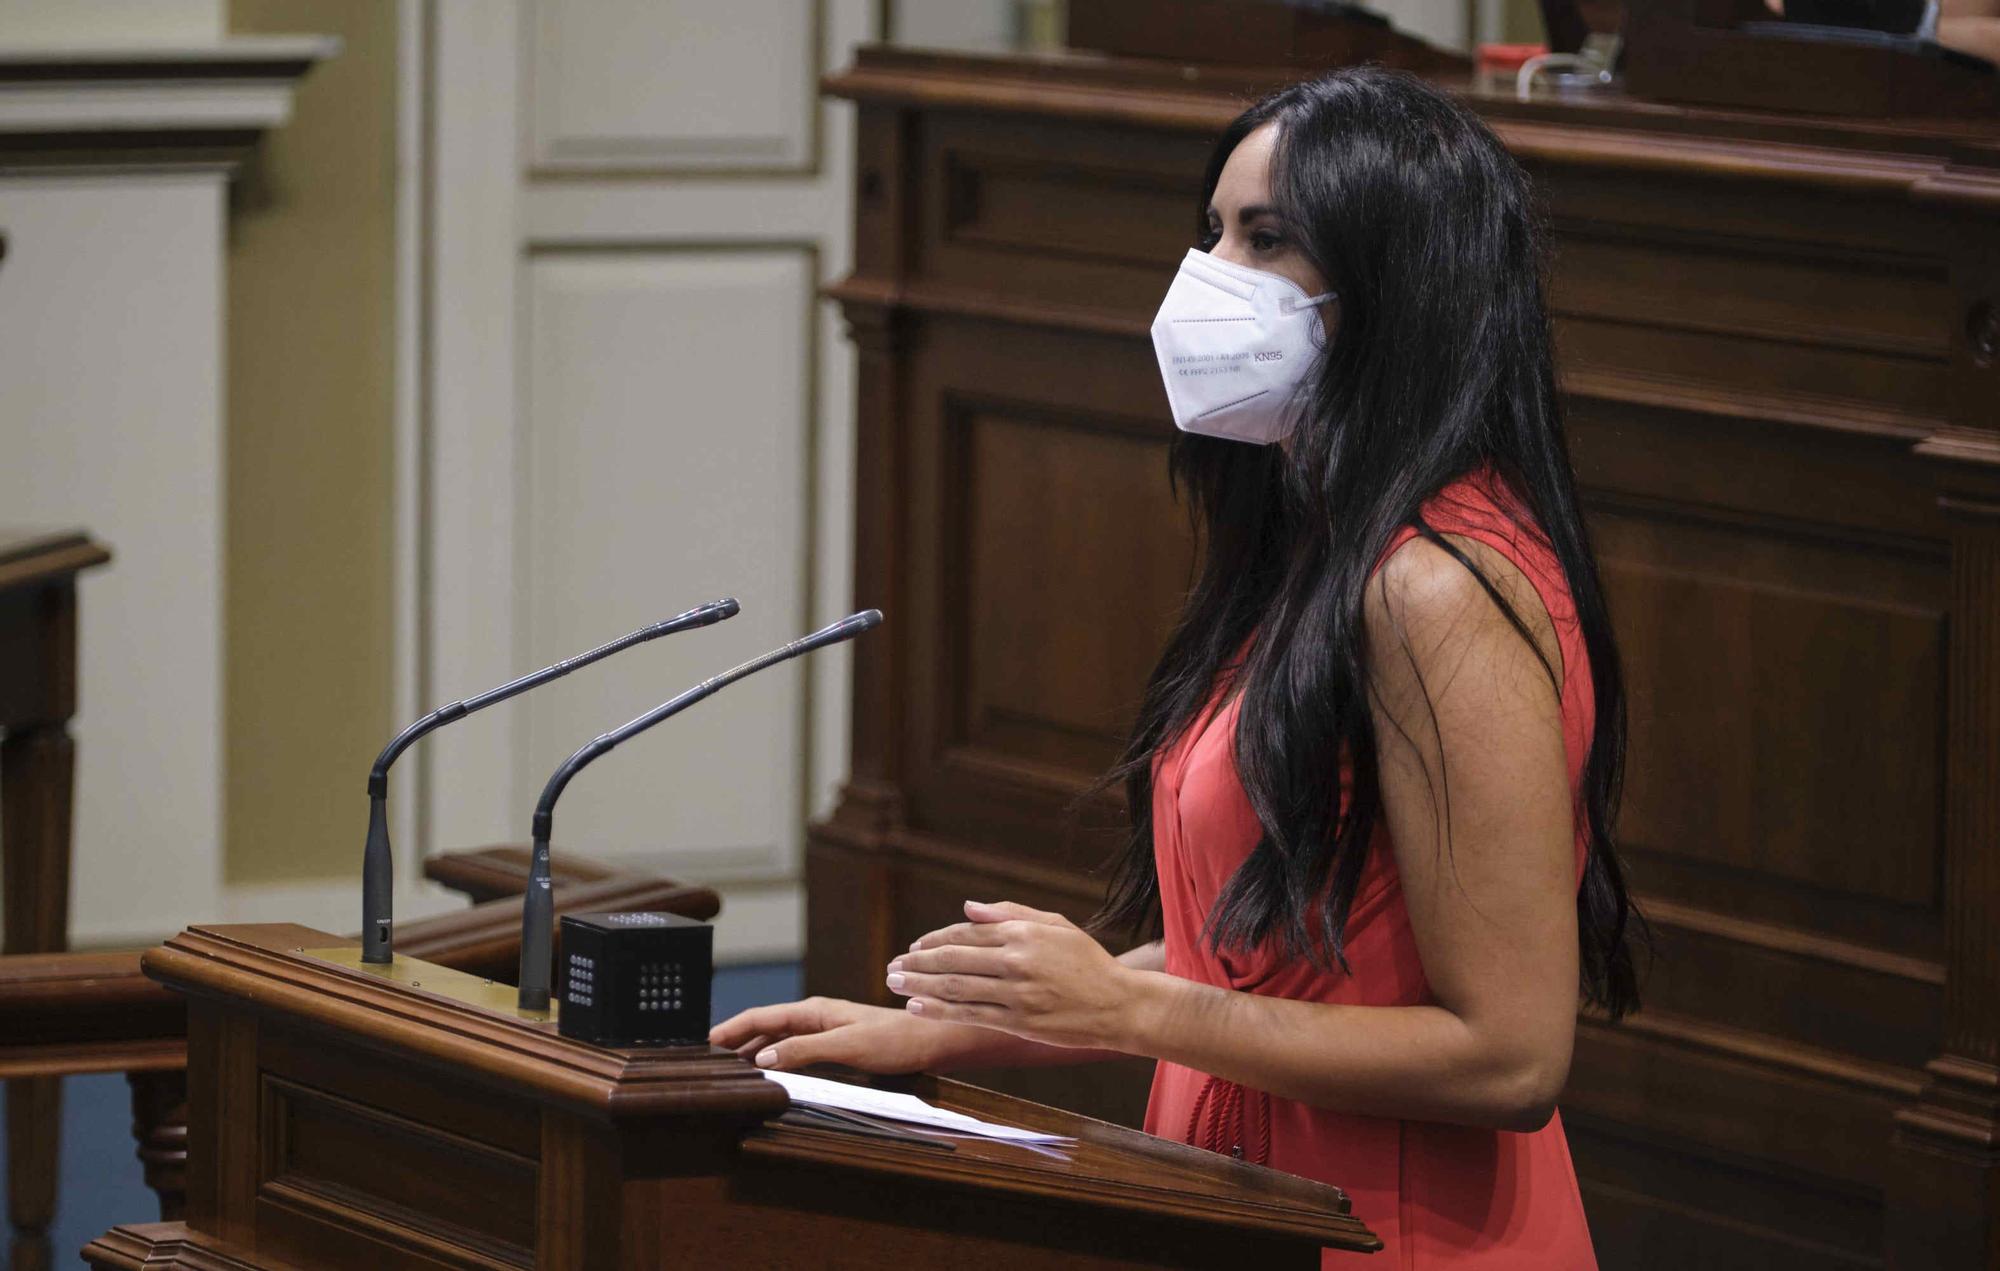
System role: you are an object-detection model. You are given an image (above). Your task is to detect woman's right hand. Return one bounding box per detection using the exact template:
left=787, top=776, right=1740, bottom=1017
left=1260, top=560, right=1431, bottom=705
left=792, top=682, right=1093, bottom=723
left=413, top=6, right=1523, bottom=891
left=709, top=996, right=989, bottom=1074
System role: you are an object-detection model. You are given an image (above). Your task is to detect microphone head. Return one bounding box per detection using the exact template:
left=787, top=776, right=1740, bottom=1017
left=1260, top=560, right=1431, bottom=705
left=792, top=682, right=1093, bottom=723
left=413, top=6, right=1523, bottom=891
left=794, top=608, right=885, bottom=655
left=657, top=598, right=740, bottom=635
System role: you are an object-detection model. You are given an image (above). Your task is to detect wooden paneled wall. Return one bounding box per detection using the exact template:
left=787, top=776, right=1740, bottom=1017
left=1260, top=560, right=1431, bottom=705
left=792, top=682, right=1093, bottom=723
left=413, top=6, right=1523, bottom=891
left=807, top=46, right=2000, bottom=1269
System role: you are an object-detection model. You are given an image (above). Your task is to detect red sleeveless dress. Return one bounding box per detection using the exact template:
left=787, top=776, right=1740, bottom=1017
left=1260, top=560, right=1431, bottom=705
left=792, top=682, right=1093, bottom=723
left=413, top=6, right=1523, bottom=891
left=1142, top=469, right=1600, bottom=1269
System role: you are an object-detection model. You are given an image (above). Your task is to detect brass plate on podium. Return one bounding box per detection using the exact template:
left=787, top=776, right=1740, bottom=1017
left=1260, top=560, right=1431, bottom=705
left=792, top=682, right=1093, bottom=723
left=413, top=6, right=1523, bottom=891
left=301, top=946, right=558, bottom=1024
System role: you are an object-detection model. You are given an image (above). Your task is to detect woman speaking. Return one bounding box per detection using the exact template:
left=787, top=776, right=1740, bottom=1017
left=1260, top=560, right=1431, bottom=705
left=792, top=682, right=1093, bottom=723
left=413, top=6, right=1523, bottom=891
left=712, top=67, right=1641, bottom=1269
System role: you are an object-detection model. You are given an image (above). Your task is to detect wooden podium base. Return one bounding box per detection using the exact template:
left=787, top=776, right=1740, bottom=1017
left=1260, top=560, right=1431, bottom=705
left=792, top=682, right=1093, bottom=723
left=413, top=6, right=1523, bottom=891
left=83, top=924, right=1378, bottom=1269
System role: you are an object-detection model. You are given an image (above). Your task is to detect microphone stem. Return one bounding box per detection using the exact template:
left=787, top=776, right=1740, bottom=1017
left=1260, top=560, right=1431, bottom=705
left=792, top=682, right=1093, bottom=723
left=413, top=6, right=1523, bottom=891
left=360, top=598, right=737, bottom=966
left=515, top=609, right=880, bottom=1011
left=519, top=835, right=555, bottom=1011
left=362, top=794, right=392, bottom=963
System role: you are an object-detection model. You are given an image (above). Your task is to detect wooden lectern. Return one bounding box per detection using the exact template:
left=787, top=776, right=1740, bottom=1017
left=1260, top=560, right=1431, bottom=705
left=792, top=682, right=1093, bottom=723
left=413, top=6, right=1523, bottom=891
left=83, top=924, right=1379, bottom=1269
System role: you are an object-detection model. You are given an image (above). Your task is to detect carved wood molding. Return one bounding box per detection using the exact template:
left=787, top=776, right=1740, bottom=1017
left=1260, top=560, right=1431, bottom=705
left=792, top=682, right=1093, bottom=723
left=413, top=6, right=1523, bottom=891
left=127, top=1071, right=188, bottom=1221
left=143, top=925, right=786, bottom=1124
left=831, top=290, right=910, bottom=354
left=0, top=862, right=724, bottom=1076
left=829, top=275, right=1149, bottom=339
left=1922, top=432, right=2000, bottom=476
left=0, top=1038, right=184, bottom=1082
left=832, top=274, right=1986, bottom=458
left=1937, top=503, right=2000, bottom=1070
left=1897, top=1056, right=2000, bottom=1151
left=824, top=57, right=1245, bottom=134
left=1887, top=485, right=2000, bottom=1205
left=825, top=47, right=2000, bottom=208
left=1495, top=118, right=2000, bottom=208
left=0, top=531, right=111, bottom=591
left=1588, top=1009, right=1926, bottom=1101
left=819, top=777, right=908, bottom=840
left=0, top=38, right=337, bottom=174
left=1567, top=1020, right=1910, bottom=1195
left=82, top=1223, right=285, bottom=1271
left=1637, top=895, right=1947, bottom=986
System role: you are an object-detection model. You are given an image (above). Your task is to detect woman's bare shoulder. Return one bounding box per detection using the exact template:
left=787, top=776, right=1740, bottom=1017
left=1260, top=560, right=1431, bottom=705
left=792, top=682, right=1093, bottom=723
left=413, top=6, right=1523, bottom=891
left=1366, top=533, right=1562, bottom=685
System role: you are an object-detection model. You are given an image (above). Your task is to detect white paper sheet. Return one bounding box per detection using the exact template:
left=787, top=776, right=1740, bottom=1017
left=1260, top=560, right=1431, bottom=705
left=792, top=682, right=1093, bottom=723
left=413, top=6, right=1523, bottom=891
left=762, top=1070, right=1075, bottom=1145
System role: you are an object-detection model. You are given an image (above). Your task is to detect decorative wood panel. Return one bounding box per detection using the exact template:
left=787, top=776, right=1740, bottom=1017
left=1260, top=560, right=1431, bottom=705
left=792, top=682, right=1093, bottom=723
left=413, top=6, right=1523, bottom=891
left=1550, top=226, right=1949, bottom=365
left=916, top=115, right=1209, bottom=318
left=1549, top=222, right=1952, bottom=432
left=940, top=148, right=1195, bottom=271
left=1566, top=1114, right=1886, bottom=1270
left=1595, top=510, right=1947, bottom=908
left=1627, top=904, right=1943, bottom=1072
left=522, top=248, right=815, bottom=879
left=951, top=400, right=1191, bottom=776
left=259, top=1076, right=538, bottom=1265
left=900, top=318, right=1180, bottom=876
left=526, top=0, right=822, bottom=176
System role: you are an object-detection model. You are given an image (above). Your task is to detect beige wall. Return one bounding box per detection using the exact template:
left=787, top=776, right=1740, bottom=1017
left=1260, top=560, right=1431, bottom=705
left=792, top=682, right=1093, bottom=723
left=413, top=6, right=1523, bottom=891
left=1501, top=0, right=1547, bottom=42
left=2, top=0, right=222, bottom=41
left=225, top=0, right=399, bottom=883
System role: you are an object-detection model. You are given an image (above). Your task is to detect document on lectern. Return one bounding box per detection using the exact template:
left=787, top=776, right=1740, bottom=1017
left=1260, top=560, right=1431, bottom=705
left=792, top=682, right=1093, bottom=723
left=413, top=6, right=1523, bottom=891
left=762, top=1070, right=1075, bottom=1145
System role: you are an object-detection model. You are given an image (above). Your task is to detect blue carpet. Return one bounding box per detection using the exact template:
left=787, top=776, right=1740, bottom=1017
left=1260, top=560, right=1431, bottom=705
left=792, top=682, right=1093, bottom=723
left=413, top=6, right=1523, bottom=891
left=0, top=961, right=803, bottom=1265
left=1, top=1072, right=159, bottom=1266
left=708, top=960, right=804, bottom=1027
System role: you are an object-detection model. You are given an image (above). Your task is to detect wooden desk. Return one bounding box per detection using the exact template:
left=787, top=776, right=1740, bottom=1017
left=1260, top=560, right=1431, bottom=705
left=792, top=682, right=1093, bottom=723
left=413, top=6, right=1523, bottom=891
left=0, top=849, right=721, bottom=1259
left=806, top=46, right=2000, bottom=1269
left=0, top=528, right=109, bottom=1260
left=82, top=924, right=1379, bottom=1269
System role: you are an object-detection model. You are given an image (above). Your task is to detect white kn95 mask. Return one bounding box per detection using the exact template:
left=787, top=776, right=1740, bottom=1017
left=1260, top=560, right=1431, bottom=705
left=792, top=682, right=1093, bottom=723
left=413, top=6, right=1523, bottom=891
left=1150, top=248, right=1337, bottom=445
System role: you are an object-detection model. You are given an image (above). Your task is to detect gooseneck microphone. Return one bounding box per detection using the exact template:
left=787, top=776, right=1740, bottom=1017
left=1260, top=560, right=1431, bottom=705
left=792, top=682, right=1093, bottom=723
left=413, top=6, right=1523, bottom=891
left=361, top=598, right=741, bottom=964
left=516, top=609, right=883, bottom=1010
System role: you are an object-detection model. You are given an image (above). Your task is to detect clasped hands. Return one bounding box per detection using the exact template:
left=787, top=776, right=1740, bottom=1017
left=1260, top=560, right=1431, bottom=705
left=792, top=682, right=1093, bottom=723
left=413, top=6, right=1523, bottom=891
left=886, top=900, right=1139, bottom=1051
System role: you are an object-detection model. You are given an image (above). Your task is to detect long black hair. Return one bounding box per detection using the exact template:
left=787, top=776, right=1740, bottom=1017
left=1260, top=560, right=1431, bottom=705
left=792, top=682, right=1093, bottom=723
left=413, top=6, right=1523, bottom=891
left=1096, top=67, right=1642, bottom=1018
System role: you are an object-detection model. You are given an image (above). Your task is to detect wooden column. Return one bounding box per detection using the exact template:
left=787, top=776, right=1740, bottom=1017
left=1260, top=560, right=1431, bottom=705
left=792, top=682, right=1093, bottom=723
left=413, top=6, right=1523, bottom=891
left=126, top=1070, right=189, bottom=1221
left=808, top=102, right=918, bottom=1008
left=0, top=533, right=109, bottom=1257
left=2, top=726, right=76, bottom=1251
left=1887, top=208, right=2000, bottom=1268
left=1892, top=472, right=2000, bottom=1269
left=1, top=679, right=74, bottom=1262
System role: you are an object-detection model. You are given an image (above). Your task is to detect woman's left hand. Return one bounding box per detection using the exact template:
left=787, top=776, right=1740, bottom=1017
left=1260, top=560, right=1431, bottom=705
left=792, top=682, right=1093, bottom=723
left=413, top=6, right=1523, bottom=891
left=888, top=900, right=1146, bottom=1052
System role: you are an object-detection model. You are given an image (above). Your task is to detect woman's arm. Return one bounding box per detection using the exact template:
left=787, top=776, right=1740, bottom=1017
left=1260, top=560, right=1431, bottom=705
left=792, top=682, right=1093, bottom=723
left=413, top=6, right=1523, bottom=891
left=1119, top=937, right=1166, bottom=973
left=709, top=939, right=1164, bottom=1073
left=891, top=537, right=1581, bottom=1132
left=941, top=938, right=1165, bottom=1069
left=1940, top=15, right=2000, bottom=60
